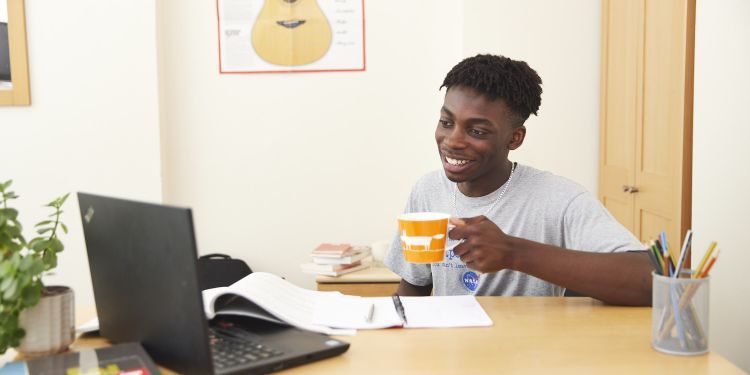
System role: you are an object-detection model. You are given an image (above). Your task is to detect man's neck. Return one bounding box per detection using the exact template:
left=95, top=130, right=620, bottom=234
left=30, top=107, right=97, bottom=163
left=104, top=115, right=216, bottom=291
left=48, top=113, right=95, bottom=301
left=457, top=160, right=515, bottom=197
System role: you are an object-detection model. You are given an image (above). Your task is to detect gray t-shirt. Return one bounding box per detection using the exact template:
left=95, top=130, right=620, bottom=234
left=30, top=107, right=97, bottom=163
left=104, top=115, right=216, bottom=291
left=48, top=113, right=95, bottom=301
left=384, top=164, right=643, bottom=296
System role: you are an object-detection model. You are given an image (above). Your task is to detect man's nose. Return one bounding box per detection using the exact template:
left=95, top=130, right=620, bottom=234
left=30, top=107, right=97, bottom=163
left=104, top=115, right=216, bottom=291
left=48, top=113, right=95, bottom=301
left=443, top=127, right=467, bottom=148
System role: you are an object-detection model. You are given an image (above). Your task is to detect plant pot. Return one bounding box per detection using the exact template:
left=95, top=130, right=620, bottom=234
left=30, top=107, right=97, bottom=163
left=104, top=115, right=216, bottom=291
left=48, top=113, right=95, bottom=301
left=17, top=286, right=75, bottom=357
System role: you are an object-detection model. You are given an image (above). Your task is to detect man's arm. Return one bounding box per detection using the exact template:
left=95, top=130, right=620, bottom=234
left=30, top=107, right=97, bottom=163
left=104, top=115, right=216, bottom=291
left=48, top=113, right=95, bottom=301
left=396, top=279, right=433, bottom=296
left=507, top=237, right=652, bottom=306
left=450, top=216, right=652, bottom=306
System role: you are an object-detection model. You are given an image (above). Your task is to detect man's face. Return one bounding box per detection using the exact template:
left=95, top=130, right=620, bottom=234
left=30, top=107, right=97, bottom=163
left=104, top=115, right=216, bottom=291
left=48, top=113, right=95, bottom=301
left=435, top=85, right=525, bottom=196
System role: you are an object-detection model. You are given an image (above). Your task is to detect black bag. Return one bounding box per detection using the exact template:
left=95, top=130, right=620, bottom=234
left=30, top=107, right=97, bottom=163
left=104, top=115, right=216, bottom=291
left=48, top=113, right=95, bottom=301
left=196, top=253, right=252, bottom=291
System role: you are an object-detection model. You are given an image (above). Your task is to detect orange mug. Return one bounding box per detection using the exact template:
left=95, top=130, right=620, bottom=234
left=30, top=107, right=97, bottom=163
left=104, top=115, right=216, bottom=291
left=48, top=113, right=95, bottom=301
left=398, top=212, right=450, bottom=263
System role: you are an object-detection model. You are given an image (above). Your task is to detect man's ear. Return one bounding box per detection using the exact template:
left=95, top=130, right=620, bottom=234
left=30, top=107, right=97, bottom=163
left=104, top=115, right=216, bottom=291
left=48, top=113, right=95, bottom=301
left=509, top=126, right=526, bottom=150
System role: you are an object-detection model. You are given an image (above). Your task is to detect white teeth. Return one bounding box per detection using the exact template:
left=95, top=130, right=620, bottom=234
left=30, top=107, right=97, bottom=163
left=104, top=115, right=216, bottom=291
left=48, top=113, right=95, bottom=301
left=446, top=157, right=469, bottom=166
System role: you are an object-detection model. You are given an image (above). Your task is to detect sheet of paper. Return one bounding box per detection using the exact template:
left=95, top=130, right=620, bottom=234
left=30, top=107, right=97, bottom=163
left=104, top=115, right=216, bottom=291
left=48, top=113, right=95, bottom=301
left=312, top=295, right=492, bottom=330
left=401, top=295, right=493, bottom=328
left=312, top=296, right=402, bottom=329
left=76, top=317, right=100, bottom=335
left=202, top=272, right=354, bottom=335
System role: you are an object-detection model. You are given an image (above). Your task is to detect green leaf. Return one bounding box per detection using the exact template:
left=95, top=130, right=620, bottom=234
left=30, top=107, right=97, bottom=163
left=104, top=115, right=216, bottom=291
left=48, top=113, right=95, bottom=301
left=8, top=241, right=24, bottom=253
left=0, top=180, right=11, bottom=190
left=27, top=258, right=44, bottom=276
left=42, top=251, right=57, bottom=270
left=18, top=256, right=33, bottom=272
left=36, top=227, right=53, bottom=235
left=27, top=237, right=41, bottom=249
left=1, top=238, right=23, bottom=253
left=6, top=224, right=21, bottom=238
left=49, top=238, right=63, bottom=253
left=0, top=275, right=14, bottom=291
left=2, top=279, right=18, bottom=300
left=21, top=282, right=41, bottom=307
left=30, top=239, right=48, bottom=253
left=58, top=193, right=70, bottom=206
left=0, top=260, right=13, bottom=277
left=60, top=222, right=68, bottom=234
left=10, top=328, right=24, bottom=347
left=34, top=220, right=53, bottom=227
left=0, top=208, right=18, bottom=221
left=10, top=252, right=20, bottom=267
left=17, top=272, right=31, bottom=291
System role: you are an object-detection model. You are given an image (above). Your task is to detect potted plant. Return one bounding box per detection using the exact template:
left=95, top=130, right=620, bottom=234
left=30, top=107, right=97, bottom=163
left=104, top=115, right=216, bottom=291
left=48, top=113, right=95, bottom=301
left=0, top=180, right=72, bottom=357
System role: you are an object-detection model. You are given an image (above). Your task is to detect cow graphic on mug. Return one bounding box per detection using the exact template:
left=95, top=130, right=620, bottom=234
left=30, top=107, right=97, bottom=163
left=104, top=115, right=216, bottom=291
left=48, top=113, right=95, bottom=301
left=397, top=213, right=450, bottom=263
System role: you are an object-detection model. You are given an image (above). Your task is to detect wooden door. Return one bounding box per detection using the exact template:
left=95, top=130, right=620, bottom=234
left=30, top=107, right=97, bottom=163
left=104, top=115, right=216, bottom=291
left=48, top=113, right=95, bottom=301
left=599, top=0, right=694, bottom=259
left=599, top=0, right=642, bottom=235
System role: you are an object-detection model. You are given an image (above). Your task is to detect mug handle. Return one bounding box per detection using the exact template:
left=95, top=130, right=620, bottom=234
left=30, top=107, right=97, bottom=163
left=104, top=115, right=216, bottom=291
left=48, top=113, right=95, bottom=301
left=445, top=224, right=464, bottom=251
left=446, top=240, right=463, bottom=251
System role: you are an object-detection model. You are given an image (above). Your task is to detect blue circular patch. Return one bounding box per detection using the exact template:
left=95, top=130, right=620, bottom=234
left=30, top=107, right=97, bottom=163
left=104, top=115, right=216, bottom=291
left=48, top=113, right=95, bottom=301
left=462, top=271, right=479, bottom=292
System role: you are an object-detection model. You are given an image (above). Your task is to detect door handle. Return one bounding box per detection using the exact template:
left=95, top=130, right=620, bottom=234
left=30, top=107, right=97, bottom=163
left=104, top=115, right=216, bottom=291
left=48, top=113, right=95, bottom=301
left=622, top=185, right=639, bottom=193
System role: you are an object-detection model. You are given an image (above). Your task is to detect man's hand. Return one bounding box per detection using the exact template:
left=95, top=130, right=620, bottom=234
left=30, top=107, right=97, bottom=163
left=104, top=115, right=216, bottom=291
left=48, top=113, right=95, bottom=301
left=448, top=216, right=516, bottom=273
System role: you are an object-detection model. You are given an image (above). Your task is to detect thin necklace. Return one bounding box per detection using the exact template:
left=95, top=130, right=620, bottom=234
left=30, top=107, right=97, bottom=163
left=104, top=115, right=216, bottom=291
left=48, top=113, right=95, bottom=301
left=452, top=162, right=517, bottom=217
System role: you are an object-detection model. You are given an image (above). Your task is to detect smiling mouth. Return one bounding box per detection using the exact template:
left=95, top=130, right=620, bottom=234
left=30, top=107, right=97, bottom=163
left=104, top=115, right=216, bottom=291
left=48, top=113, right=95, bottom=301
left=445, top=156, right=471, bottom=166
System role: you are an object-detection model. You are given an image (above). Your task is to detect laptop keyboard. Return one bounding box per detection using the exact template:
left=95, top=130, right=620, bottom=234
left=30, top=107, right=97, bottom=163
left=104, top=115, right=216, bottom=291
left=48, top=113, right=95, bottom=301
left=209, top=327, right=285, bottom=370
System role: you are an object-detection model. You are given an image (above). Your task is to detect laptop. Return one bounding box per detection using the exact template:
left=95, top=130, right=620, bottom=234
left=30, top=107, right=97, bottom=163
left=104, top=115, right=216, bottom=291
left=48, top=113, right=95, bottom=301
left=77, top=193, right=349, bottom=375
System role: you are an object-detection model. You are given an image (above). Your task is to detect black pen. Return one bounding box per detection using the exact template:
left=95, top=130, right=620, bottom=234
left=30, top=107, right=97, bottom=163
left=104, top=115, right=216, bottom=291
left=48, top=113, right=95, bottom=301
left=391, top=294, right=407, bottom=325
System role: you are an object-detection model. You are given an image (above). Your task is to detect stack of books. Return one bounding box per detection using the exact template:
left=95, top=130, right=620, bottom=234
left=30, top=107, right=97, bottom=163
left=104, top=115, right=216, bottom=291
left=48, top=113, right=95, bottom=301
left=300, top=243, right=373, bottom=277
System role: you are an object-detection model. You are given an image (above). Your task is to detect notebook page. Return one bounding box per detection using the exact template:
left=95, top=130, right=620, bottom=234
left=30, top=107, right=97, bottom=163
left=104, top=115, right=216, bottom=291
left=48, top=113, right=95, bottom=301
left=312, top=296, right=403, bottom=329
left=401, top=295, right=493, bottom=328
left=202, top=272, right=354, bottom=335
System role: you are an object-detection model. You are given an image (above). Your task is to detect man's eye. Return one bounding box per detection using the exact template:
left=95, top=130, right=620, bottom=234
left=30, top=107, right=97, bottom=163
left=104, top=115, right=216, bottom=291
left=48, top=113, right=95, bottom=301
left=470, top=129, right=488, bottom=136
left=438, top=119, right=453, bottom=127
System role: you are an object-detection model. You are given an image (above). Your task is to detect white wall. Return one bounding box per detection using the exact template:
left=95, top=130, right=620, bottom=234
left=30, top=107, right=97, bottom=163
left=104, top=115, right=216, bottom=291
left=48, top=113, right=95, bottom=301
left=0, top=1, right=162, bottom=309
left=156, top=0, right=463, bottom=289
left=693, top=0, right=750, bottom=371
left=463, top=0, right=602, bottom=192
left=1, top=1, right=7, bottom=23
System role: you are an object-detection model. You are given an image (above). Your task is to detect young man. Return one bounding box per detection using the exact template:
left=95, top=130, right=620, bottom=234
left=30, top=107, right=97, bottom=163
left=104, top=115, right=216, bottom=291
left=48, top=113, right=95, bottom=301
left=384, top=54, right=652, bottom=306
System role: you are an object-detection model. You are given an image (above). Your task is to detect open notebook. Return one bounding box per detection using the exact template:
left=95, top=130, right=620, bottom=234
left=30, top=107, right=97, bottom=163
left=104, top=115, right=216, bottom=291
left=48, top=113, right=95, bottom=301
left=202, top=272, right=493, bottom=335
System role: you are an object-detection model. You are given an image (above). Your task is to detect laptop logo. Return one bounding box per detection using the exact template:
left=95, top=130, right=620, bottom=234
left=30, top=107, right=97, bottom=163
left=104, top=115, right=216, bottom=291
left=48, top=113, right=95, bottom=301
left=84, top=206, right=95, bottom=224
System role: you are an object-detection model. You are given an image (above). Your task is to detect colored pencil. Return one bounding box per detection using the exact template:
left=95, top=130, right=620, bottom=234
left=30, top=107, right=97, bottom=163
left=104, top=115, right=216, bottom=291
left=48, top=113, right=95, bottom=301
left=646, top=244, right=661, bottom=274
left=694, top=241, right=717, bottom=278
left=650, top=242, right=665, bottom=275
left=660, top=231, right=677, bottom=274
left=699, top=249, right=720, bottom=278
left=655, top=237, right=672, bottom=275
left=674, top=229, right=692, bottom=278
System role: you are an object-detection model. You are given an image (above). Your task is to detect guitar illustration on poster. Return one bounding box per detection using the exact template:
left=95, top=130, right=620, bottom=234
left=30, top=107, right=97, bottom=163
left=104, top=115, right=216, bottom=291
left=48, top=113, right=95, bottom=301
left=217, top=0, right=365, bottom=73
left=251, top=0, right=333, bottom=66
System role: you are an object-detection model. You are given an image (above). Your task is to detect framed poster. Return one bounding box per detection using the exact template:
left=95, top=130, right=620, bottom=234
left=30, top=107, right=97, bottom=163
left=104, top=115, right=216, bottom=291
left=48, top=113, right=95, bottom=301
left=217, top=0, right=365, bottom=74
left=0, top=0, right=30, bottom=106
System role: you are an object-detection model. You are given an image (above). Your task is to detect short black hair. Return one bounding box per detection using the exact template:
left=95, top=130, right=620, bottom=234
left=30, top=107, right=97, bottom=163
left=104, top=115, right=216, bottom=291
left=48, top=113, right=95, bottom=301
left=441, top=54, right=542, bottom=126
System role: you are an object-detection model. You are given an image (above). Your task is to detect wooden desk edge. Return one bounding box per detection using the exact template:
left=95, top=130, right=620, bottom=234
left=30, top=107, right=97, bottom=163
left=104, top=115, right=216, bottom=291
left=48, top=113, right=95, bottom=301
left=315, top=266, right=401, bottom=284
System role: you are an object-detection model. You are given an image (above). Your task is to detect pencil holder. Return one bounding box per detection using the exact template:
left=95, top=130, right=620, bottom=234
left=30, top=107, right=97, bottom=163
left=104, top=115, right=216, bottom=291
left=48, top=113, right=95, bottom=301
left=651, top=271, right=710, bottom=355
